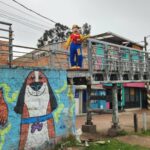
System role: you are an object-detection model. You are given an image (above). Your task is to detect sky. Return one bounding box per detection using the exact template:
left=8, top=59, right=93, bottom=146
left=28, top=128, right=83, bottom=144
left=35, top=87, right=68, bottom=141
left=0, top=0, right=150, bottom=50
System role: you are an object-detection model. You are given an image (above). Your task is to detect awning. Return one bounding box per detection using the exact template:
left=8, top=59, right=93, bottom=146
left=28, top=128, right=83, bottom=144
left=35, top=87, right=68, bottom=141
left=123, top=83, right=145, bottom=88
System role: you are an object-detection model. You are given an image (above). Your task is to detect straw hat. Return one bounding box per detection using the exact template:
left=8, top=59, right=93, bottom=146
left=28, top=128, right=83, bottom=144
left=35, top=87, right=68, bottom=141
left=72, top=24, right=80, bottom=29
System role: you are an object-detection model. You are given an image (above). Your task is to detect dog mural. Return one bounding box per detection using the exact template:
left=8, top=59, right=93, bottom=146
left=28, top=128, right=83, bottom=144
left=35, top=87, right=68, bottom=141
left=14, top=71, right=57, bottom=150
left=0, top=88, right=8, bottom=127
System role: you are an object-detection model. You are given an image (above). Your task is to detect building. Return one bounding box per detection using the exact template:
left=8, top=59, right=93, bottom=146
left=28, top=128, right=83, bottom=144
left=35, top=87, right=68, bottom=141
left=11, top=32, right=147, bottom=115
left=93, top=32, right=146, bottom=110
left=0, top=40, right=9, bottom=66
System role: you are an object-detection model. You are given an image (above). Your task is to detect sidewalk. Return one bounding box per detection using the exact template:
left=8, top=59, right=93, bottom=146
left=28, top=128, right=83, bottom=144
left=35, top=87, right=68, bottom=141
left=76, top=109, right=150, bottom=134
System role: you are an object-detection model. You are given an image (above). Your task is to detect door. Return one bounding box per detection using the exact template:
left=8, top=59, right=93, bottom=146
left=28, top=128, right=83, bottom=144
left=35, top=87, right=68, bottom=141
left=125, top=88, right=140, bottom=108
left=141, top=89, right=147, bottom=108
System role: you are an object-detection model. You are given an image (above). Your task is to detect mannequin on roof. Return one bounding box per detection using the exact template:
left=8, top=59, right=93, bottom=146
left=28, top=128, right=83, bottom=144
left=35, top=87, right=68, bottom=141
left=65, top=25, right=90, bottom=69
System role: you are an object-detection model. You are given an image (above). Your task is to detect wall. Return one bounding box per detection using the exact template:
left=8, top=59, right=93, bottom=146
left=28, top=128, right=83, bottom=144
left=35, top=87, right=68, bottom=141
left=0, top=41, right=9, bottom=66
left=12, top=43, right=88, bottom=69
left=0, top=68, right=75, bottom=150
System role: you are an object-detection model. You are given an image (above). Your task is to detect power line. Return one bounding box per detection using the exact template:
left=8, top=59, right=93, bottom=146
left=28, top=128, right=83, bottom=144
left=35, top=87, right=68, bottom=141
left=0, top=1, right=54, bottom=27
left=12, top=0, right=57, bottom=24
left=0, top=8, right=50, bottom=30
left=0, top=11, right=45, bottom=31
left=0, top=13, right=44, bottom=32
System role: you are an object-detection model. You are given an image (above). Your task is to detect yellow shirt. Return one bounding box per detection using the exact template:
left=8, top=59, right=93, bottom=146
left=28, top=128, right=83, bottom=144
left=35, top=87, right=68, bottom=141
left=65, top=34, right=90, bottom=48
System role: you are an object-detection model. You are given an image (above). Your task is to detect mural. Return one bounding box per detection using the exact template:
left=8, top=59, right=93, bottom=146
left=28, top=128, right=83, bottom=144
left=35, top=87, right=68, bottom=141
left=0, top=68, right=75, bottom=150
left=0, top=88, right=8, bottom=127
left=14, top=71, right=57, bottom=150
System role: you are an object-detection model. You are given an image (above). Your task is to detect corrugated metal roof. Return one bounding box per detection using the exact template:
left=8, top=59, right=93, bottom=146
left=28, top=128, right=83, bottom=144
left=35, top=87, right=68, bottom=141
left=92, top=32, right=144, bottom=48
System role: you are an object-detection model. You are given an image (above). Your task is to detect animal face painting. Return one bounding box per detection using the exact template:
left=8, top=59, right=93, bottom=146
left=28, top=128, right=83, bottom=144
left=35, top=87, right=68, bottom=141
left=14, top=71, right=57, bottom=150
left=26, top=71, right=48, bottom=96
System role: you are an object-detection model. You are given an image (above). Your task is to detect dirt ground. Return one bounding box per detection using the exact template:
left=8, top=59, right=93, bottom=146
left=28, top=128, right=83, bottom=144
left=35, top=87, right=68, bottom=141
left=76, top=109, right=150, bottom=134
left=75, top=109, right=150, bottom=149
left=116, top=135, right=150, bottom=148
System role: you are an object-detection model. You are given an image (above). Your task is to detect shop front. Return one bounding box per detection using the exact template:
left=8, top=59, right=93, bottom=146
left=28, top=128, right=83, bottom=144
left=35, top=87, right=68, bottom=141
left=123, top=83, right=147, bottom=109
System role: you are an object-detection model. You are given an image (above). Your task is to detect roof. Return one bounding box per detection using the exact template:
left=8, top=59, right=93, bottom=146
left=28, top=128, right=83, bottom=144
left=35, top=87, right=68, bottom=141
left=92, top=32, right=144, bottom=49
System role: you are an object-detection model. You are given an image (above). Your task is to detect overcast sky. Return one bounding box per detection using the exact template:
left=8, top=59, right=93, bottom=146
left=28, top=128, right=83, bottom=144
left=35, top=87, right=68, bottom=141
left=0, top=0, right=150, bottom=49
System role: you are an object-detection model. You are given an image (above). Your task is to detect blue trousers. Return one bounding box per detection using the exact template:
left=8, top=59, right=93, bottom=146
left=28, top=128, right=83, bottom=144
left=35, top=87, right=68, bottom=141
left=70, top=42, right=83, bottom=67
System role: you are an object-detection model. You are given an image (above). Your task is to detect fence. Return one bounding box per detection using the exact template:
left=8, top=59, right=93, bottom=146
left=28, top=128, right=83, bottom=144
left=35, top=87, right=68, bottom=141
left=87, top=38, right=150, bottom=83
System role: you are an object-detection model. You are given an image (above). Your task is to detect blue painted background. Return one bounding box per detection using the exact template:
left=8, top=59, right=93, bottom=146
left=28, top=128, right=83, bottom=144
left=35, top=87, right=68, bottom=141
left=0, top=68, right=75, bottom=150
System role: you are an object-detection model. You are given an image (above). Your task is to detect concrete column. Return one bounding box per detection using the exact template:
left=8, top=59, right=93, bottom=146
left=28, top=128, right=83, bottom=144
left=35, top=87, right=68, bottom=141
left=79, top=90, right=83, bottom=114
left=112, top=83, right=119, bottom=129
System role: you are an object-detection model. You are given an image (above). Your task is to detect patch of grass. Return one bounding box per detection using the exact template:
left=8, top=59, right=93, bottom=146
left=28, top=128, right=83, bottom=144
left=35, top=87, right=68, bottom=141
left=132, top=130, right=150, bottom=137
left=141, top=130, right=150, bottom=136
left=84, top=139, right=149, bottom=150
left=117, top=130, right=128, bottom=136
left=54, top=134, right=79, bottom=150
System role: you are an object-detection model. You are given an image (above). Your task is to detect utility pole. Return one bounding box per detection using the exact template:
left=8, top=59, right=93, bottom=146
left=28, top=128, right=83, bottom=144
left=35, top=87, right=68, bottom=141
left=144, top=36, right=148, bottom=51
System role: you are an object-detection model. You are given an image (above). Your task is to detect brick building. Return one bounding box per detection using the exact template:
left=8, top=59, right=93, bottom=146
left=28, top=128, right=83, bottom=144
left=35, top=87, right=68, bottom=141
left=0, top=40, right=9, bottom=66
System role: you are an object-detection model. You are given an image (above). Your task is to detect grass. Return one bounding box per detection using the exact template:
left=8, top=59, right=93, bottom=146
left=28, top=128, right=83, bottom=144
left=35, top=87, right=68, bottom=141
left=130, top=129, right=150, bottom=137
left=117, top=130, right=128, bottom=136
left=54, top=132, right=150, bottom=150
left=141, top=130, right=150, bottom=136
left=54, top=134, right=79, bottom=150
left=84, top=139, right=149, bottom=150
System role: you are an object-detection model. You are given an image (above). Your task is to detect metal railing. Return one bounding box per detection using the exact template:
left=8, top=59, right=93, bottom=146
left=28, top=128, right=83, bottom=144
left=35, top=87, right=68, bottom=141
left=87, top=38, right=150, bottom=83
left=0, top=21, right=13, bottom=67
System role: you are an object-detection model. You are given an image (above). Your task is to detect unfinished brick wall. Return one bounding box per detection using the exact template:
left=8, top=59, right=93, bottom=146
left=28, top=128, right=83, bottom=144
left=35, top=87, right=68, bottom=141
left=0, top=41, right=9, bottom=66
left=12, top=42, right=89, bottom=69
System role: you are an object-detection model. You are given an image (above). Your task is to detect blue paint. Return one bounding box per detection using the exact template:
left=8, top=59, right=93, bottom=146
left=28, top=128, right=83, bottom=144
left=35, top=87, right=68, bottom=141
left=0, top=68, right=75, bottom=150
left=21, top=113, right=53, bottom=124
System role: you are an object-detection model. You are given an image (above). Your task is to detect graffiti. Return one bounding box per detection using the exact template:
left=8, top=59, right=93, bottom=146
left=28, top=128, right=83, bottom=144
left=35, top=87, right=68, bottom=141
left=0, top=68, right=75, bottom=150
left=0, top=86, right=17, bottom=150
left=0, top=88, right=8, bottom=127
left=68, top=85, right=75, bottom=117
left=53, top=81, right=67, bottom=123
left=0, top=83, right=19, bottom=103
left=67, top=85, right=76, bottom=134
left=14, top=71, right=57, bottom=150
left=0, top=123, right=11, bottom=150
left=0, top=88, right=10, bottom=150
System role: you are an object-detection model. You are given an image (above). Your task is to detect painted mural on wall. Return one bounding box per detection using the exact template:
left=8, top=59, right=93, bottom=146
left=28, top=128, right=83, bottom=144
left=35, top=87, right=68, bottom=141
left=0, top=88, right=8, bottom=127
left=0, top=68, right=75, bottom=150
left=14, top=71, right=57, bottom=149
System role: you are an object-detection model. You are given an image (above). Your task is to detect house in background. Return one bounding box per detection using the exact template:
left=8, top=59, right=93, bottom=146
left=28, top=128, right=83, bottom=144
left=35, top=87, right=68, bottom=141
left=93, top=32, right=147, bottom=110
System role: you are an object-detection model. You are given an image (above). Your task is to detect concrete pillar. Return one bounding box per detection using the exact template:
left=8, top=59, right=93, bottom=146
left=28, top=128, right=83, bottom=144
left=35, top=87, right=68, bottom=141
left=112, top=83, right=119, bottom=129
left=79, top=90, right=83, bottom=114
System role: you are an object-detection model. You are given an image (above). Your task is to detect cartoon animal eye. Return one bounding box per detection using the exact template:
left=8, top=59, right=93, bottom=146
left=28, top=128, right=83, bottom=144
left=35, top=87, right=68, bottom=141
left=31, top=76, right=35, bottom=80
left=39, top=76, right=43, bottom=80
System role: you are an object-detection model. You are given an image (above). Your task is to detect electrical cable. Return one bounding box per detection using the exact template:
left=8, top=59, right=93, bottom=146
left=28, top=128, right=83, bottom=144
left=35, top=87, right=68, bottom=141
left=12, top=0, right=57, bottom=24
left=0, top=8, right=50, bottom=29
left=0, top=13, right=44, bottom=32
left=0, top=1, right=54, bottom=27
